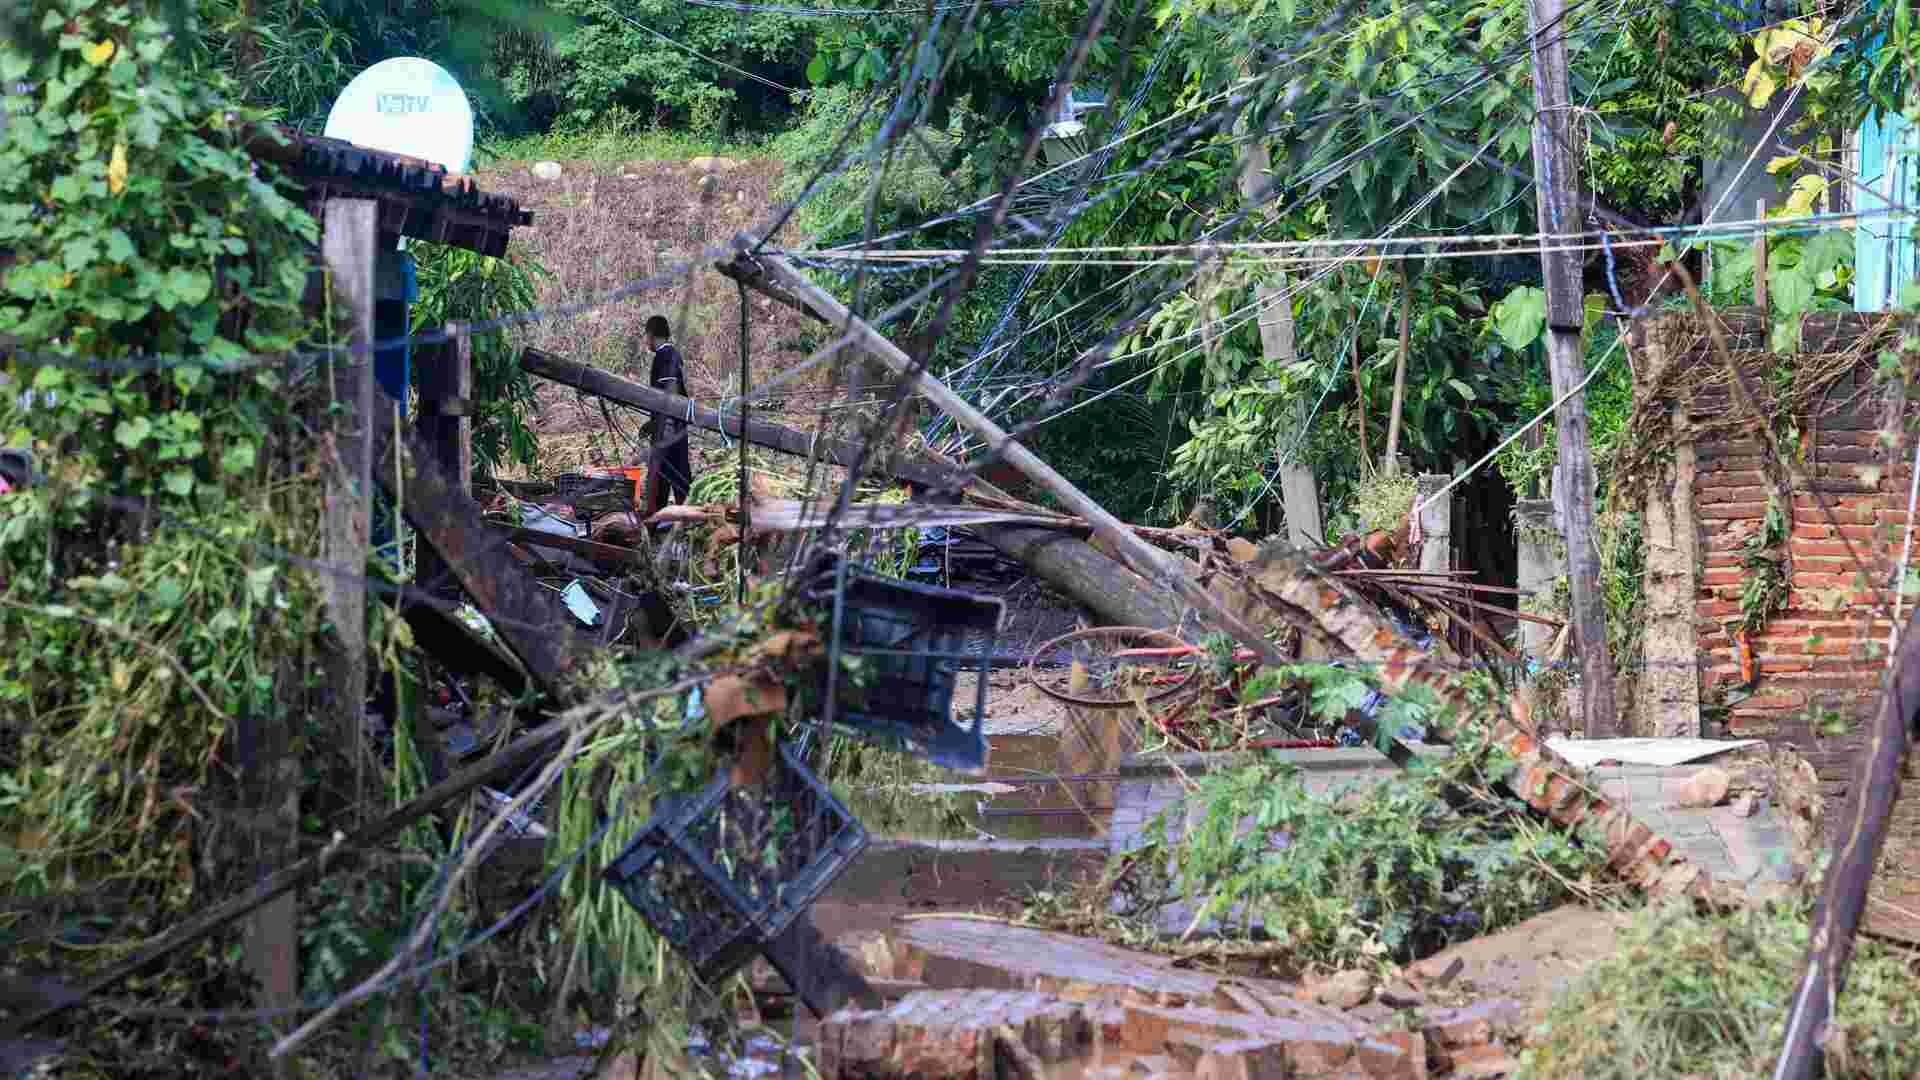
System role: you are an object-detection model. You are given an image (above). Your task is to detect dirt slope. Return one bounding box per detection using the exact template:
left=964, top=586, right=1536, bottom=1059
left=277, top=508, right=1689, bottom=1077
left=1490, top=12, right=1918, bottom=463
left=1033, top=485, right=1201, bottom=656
left=479, top=155, right=831, bottom=473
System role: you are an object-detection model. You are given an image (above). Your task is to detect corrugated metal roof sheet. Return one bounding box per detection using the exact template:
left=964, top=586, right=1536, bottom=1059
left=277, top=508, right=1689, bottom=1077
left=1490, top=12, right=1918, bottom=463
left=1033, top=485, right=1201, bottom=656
left=249, top=127, right=532, bottom=257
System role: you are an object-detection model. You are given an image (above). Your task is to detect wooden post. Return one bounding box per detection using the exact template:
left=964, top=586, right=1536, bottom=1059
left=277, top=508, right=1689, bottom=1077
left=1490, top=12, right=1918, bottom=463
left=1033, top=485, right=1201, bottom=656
left=1524, top=0, right=1619, bottom=735
left=1754, top=198, right=1770, bottom=310
left=415, top=323, right=473, bottom=600
left=264, top=197, right=372, bottom=1023
left=321, top=197, right=375, bottom=721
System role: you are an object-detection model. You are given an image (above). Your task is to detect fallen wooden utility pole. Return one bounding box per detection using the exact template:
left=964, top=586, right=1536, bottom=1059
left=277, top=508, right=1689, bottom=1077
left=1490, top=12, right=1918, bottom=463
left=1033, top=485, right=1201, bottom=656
left=523, top=341, right=1198, bottom=631
left=521, top=346, right=958, bottom=490
left=1525, top=0, right=1619, bottom=734
left=1772, top=612, right=1920, bottom=1078
left=733, top=241, right=1295, bottom=668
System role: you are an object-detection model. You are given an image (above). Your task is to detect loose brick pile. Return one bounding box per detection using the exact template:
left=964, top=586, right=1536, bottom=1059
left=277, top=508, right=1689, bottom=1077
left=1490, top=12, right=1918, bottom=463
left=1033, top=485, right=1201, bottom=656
left=814, top=920, right=1535, bottom=1077
left=817, top=985, right=1527, bottom=1079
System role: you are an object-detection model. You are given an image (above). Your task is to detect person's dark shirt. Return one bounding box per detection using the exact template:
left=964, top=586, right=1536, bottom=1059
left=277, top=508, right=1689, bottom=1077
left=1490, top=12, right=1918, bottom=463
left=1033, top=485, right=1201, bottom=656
left=649, top=341, right=686, bottom=443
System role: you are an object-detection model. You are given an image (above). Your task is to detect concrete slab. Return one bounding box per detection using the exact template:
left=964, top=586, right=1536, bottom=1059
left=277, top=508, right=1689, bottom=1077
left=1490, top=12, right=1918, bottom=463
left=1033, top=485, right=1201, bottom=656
left=887, top=917, right=1294, bottom=1005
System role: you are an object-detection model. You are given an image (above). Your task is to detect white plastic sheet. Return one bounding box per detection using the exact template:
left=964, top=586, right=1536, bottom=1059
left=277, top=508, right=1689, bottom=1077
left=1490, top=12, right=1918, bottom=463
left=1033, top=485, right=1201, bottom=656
left=1545, top=737, right=1761, bottom=769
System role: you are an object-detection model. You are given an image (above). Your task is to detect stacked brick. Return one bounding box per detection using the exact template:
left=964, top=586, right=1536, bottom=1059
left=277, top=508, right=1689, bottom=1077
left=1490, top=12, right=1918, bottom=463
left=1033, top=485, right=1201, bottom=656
left=1647, top=308, right=1920, bottom=941
left=1679, top=318, right=1897, bottom=800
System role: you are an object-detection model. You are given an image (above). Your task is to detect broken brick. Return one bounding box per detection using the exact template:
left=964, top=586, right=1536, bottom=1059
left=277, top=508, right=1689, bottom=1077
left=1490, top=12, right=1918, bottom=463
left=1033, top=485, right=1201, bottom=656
left=819, top=989, right=1092, bottom=1079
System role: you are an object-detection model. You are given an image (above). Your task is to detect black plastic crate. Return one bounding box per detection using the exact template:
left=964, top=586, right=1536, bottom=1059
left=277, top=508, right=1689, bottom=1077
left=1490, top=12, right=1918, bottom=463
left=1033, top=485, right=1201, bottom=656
left=600, top=741, right=868, bottom=984
left=800, top=554, right=1004, bottom=771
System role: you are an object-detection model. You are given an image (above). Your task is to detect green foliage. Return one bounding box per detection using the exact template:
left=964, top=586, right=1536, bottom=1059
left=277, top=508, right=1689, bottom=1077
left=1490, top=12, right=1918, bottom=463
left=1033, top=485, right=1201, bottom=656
left=190, top=0, right=360, bottom=130
left=1596, top=509, right=1645, bottom=663
left=1328, top=469, right=1416, bottom=539
left=408, top=242, right=547, bottom=472
left=482, top=121, right=753, bottom=167
left=1, top=0, right=326, bottom=925
left=189, top=0, right=557, bottom=136
left=1521, top=900, right=1920, bottom=1079
left=510, top=0, right=814, bottom=136
left=1701, top=225, right=1854, bottom=352
left=1581, top=6, right=1742, bottom=218
left=1129, top=740, right=1604, bottom=968
left=1737, top=497, right=1790, bottom=639
left=768, top=85, right=967, bottom=243
left=1486, top=309, right=1636, bottom=500
left=803, top=0, right=1106, bottom=177
left=1161, top=265, right=1501, bottom=524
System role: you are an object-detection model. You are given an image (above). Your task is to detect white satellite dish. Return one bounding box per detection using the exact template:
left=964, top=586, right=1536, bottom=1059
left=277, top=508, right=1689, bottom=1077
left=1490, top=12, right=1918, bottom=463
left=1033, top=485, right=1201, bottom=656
left=323, top=57, right=474, bottom=175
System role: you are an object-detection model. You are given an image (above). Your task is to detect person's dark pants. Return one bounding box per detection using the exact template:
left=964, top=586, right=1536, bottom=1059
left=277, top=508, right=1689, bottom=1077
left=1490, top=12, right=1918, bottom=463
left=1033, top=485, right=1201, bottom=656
left=649, top=437, right=693, bottom=513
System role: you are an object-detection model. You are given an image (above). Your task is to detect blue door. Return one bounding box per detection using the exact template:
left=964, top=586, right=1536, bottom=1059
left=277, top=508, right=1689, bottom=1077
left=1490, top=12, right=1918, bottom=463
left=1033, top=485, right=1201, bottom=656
left=1853, top=108, right=1917, bottom=311
left=1855, top=19, right=1918, bottom=312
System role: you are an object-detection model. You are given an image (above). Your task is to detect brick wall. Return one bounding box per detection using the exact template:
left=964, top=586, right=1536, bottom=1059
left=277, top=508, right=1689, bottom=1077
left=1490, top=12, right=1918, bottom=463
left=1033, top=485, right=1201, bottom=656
left=1684, top=315, right=1900, bottom=804
left=1660, top=309, right=1920, bottom=940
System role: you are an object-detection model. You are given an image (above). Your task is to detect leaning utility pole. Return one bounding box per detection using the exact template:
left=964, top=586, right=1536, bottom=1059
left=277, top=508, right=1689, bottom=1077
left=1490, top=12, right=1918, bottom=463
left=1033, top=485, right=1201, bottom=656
left=1525, top=0, right=1617, bottom=734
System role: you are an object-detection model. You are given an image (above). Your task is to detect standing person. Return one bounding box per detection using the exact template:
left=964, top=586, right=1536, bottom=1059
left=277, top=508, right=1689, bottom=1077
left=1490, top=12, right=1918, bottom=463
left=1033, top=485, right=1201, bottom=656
left=642, top=315, right=694, bottom=517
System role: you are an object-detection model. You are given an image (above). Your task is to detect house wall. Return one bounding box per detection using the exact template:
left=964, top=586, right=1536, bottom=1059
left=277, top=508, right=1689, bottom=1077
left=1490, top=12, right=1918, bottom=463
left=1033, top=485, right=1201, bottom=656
left=1635, top=309, right=1920, bottom=938
left=1657, top=314, right=1898, bottom=789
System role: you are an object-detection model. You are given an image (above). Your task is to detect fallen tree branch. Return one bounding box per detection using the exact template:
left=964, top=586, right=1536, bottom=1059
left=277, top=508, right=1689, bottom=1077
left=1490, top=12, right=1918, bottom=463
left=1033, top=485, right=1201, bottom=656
left=270, top=713, right=601, bottom=1059
left=0, top=675, right=707, bottom=1038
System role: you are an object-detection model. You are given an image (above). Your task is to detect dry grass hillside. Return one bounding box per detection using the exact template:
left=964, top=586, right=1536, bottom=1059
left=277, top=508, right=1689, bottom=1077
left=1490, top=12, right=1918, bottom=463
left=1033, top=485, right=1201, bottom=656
left=479, top=154, right=834, bottom=473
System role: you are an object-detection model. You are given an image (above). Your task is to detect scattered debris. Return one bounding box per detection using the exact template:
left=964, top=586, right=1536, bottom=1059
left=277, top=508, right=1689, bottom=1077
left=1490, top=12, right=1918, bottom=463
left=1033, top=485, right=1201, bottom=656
left=1672, top=766, right=1732, bottom=809
left=1306, top=970, right=1376, bottom=1011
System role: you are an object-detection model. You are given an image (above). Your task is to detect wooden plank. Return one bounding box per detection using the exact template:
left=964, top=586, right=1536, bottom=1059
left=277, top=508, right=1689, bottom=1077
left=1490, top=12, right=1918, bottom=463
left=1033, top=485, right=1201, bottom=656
left=374, top=428, right=608, bottom=693
left=417, top=324, right=474, bottom=602
left=299, top=196, right=381, bottom=1018
left=519, top=346, right=958, bottom=490
left=503, top=527, right=647, bottom=570
left=321, top=196, right=376, bottom=742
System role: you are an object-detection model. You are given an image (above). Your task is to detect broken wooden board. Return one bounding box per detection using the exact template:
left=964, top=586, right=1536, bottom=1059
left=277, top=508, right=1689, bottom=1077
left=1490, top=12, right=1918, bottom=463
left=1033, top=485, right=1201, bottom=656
left=376, top=428, right=611, bottom=694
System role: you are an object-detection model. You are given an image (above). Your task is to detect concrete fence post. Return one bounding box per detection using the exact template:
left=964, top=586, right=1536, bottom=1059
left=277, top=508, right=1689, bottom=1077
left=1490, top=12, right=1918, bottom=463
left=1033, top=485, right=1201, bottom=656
left=1515, top=498, right=1564, bottom=661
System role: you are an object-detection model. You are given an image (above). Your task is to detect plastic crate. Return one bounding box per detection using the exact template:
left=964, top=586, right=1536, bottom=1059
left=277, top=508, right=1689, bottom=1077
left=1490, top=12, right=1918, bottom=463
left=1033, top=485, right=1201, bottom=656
left=600, top=741, right=868, bottom=983
left=800, top=554, right=1004, bottom=770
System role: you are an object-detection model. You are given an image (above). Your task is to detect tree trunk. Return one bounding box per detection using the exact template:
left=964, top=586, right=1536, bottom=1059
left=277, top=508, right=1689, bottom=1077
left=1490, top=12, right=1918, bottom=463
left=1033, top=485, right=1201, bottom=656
left=975, top=525, right=1184, bottom=631
left=1382, top=267, right=1412, bottom=476
left=1351, top=327, right=1370, bottom=474
left=1233, top=134, right=1321, bottom=547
